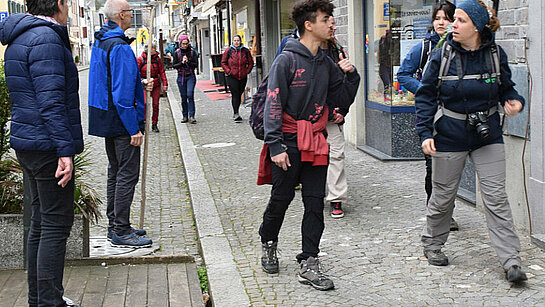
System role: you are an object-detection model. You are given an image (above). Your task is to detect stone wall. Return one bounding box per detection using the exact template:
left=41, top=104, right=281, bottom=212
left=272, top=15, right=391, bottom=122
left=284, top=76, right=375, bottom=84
left=0, top=215, right=89, bottom=270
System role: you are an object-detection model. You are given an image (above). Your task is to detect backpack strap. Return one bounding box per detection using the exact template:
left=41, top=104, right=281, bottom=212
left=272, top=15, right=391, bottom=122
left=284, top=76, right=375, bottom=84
left=489, top=43, right=501, bottom=85
left=419, top=39, right=431, bottom=71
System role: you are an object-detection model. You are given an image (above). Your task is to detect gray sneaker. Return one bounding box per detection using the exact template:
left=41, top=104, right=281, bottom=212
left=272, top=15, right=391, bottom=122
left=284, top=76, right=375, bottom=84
left=298, top=257, right=334, bottom=290
left=261, top=241, right=279, bottom=274
left=189, top=117, right=197, bottom=124
left=424, top=249, right=449, bottom=266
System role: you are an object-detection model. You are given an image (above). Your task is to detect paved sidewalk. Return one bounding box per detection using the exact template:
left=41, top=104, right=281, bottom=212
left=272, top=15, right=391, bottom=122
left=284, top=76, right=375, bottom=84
left=167, top=71, right=545, bottom=306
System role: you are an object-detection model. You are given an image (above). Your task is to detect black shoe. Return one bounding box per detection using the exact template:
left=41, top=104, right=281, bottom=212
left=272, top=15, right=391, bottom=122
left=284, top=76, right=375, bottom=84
left=298, top=257, right=334, bottom=290
left=424, top=249, right=449, bottom=266
left=261, top=241, right=279, bottom=274
left=506, top=265, right=528, bottom=283
left=107, top=228, right=147, bottom=241
left=233, top=114, right=242, bottom=122
left=189, top=117, right=197, bottom=124
left=152, top=124, right=159, bottom=133
left=181, top=117, right=188, bottom=123
left=450, top=218, right=459, bottom=231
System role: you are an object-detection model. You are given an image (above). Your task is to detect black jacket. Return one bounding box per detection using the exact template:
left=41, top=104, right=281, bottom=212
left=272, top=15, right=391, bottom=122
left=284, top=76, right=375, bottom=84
left=264, top=39, right=360, bottom=156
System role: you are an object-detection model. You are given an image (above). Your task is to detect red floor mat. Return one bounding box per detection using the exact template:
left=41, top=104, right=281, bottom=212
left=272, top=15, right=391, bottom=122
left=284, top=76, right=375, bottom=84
left=196, top=80, right=224, bottom=92
left=205, top=91, right=231, bottom=100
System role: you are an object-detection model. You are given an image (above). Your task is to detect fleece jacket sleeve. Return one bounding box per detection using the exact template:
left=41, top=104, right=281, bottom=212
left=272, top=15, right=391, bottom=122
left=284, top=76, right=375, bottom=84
left=326, top=58, right=361, bottom=111
left=497, top=46, right=525, bottom=108
left=415, top=49, right=442, bottom=143
left=264, top=53, right=292, bottom=157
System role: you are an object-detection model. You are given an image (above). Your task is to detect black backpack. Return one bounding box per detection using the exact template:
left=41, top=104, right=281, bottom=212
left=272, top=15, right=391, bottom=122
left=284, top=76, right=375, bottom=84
left=416, top=39, right=432, bottom=81
left=249, top=51, right=296, bottom=140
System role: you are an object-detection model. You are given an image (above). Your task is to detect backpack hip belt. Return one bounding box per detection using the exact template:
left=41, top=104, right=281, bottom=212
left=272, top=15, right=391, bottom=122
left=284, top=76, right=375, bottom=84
left=433, top=104, right=497, bottom=130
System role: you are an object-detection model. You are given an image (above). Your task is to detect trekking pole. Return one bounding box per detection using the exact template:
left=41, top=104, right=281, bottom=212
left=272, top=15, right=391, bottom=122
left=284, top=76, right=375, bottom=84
left=139, top=5, right=156, bottom=230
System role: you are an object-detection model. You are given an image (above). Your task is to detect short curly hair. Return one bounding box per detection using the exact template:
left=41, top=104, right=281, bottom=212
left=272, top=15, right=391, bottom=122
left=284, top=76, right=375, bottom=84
left=291, top=0, right=335, bottom=36
left=26, top=0, right=64, bottom=17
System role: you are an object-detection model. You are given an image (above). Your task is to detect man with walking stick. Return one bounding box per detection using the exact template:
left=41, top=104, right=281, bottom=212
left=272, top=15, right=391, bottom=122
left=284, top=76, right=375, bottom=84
left=88, top=0, right=153, bottom=248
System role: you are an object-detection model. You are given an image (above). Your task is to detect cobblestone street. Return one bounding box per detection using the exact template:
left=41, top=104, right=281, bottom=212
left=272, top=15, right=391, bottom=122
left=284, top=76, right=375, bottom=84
left=165, top=70, right=545, bottom=306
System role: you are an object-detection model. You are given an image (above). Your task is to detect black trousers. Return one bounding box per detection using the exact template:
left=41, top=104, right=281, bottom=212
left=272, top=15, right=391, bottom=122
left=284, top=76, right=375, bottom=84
left=425, top=154, right=432, bottom=203
left=105, top=136, right=141, bottom=236
left=17, top=151, right=74, bottom=307
left=225, top=75, right=247, bottom=115
left=259, top=146, right=327, bottom=262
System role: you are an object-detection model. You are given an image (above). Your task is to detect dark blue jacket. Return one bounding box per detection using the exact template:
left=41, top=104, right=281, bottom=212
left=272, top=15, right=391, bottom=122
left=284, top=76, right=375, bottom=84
left=274, top=29, right=298, bottom=59
left=0, top=14, right=83, bottom=157
left=415, top=29, right=525, bottom=152
left=88, top=21, right=145, bottom=138
left=397, top=32, right=441, bottom=94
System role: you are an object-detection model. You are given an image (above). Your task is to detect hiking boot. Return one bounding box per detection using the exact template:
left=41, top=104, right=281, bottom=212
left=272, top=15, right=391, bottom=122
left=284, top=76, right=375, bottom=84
left=111, top=232, right=152, bottom=248
left=298, top=257, right=334, bottom=290
left=261, top=241, right=279, bottom=274
left=424, top=249, right=449, bottom=266
left=233, top=114, right=242, bottom=122
left=450, top=218, right=459, bottom=231
left=189, top=117, right=197, bottom=124
left=107, top=228, right=147, bottom=241
left=152, top=124, right=159, bottom=133
left=330, top=202, right=344, bottom=218
left=506, top=265, right=528, bottom=283
left=181, top=117, right=189, bottom=123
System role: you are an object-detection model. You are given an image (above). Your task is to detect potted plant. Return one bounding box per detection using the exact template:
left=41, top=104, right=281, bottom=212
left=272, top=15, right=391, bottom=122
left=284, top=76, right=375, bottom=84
left=74, top=55, right=80, bottom=66
left=0, top=61, right=102, bottom=269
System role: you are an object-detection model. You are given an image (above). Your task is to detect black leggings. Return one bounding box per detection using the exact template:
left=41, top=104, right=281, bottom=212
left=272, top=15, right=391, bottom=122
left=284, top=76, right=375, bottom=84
left=226, top=75, right=247, bottom=115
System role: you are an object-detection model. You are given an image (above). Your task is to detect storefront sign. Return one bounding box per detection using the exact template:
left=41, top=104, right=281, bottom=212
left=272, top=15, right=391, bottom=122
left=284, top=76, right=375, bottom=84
left=0, top=12, right=7, bottom=23
left=383, top=3, right=389, bottom=21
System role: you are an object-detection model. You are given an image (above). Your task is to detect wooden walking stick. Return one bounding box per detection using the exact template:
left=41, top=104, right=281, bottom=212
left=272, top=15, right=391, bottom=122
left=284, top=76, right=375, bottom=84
left=139, top=6, right=156, bottom=230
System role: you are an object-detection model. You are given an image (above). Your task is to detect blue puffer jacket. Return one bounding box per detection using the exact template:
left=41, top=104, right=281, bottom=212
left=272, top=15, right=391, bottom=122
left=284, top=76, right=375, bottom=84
left=415, top=29, right=525, bottom=152
left=0, top=14, right=83, bottom=157
left=88, top=21, right=145, bottom=138
left=397, top=32, right=441, bottom=94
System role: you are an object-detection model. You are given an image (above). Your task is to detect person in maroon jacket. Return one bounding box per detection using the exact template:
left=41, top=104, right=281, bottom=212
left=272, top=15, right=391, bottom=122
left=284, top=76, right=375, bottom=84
left=221, top=35, right=254, bottom=122
left=137, top=43, right=168, bottom=132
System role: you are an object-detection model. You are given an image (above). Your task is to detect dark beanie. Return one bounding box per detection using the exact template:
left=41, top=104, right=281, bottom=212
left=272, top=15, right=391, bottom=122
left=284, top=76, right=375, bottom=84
left=456, top=0, right=489, bottom=32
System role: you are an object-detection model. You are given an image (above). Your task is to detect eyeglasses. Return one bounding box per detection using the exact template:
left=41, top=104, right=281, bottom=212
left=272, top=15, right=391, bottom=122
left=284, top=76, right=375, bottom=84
left=181, top=42, right=189, bottom=45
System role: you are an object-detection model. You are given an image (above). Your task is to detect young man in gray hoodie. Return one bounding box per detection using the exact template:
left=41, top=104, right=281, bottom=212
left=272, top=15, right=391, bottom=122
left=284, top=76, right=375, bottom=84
left=258, top=0, right=360, bottom=291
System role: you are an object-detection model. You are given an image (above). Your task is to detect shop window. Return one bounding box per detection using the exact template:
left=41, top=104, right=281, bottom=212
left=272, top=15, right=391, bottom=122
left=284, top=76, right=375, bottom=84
left=365, top=0, right=434, bottom=107
left=280, top=0, right=296, bottom=38
left=234, top=8, right=249, bottom=46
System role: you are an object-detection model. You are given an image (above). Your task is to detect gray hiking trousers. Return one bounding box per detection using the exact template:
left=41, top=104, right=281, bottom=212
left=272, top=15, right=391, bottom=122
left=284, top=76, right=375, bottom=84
left=421, top=143, right=521, bottom=270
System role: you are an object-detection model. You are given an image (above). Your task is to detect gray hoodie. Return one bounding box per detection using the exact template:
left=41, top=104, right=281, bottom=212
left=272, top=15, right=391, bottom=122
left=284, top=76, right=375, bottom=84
left=264, top=38, right=360, bottom=156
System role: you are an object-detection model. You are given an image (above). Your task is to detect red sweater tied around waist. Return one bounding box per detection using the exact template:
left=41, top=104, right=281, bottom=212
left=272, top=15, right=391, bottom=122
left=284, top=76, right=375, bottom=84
left=257, top=106, right=329, bottom=185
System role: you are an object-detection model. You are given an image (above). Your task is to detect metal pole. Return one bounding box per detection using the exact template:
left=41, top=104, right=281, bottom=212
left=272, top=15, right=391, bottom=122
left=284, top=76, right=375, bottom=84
left=139, top=5, right=156, bottom=230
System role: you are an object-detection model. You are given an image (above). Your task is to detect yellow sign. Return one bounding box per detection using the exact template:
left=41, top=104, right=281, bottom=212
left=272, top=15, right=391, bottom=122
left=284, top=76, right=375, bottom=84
left=168, top=0, right=189, bottom=5
left=137, top=28, right=150, bottom=45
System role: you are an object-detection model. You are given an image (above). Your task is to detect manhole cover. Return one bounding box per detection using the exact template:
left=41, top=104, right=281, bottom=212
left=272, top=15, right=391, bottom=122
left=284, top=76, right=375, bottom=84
left=201, top=142, right=236, bottom=148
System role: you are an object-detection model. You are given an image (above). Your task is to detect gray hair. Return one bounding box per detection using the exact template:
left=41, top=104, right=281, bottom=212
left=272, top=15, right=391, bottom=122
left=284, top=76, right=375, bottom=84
left=103, top=0, right=126, bottom=21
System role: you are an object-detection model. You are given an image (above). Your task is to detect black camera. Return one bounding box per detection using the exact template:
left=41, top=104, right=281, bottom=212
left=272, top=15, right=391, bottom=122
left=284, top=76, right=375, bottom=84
left=466, top=112, right=490, bottom=139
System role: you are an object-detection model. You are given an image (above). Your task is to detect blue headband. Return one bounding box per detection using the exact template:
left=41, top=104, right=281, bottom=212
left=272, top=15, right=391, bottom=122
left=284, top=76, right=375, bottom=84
left=456, top=0, right=489, bottom=32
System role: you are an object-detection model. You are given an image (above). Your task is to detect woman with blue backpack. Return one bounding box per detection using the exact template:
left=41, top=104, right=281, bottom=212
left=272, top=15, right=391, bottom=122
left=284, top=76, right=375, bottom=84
left=415, top=0, right=527, bottom=283
left=221, top=35, right=254, bottom=122
left=397, top=0, right=458, bottom=231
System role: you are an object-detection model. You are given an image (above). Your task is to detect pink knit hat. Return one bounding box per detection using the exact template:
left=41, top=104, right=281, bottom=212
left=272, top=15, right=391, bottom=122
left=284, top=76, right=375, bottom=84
left=178, top=34, right=189, bottom=44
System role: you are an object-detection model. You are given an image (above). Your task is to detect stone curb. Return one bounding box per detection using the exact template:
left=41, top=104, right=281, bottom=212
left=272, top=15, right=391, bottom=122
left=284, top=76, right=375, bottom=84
left=166, top=81, right=251, bottom=307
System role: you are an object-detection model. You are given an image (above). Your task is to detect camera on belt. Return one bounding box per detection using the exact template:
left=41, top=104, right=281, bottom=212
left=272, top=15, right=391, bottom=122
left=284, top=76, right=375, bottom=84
left=466, top=111, right=490, bottom=139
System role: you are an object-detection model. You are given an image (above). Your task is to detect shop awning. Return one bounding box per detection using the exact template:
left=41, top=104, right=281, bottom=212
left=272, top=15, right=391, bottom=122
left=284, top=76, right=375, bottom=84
left=201, top=0, right=221, bottom=15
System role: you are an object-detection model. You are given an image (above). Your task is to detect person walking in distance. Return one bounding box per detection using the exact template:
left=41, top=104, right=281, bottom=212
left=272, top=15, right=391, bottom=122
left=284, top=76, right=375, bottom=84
left=258, top=0, right=360, bottom=290
left=0, top=0, right=84, bottom=305
left=416, top=0, right=527, bottom=283
left=137, top=43, right=168, bottom=133
left=397, top=1, right=459, bottom=231
left=88, top=0, right=152, bottom=248
left=221, top=35, right=254, bottom=122
left=173, top=34, right=199, bottom=124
